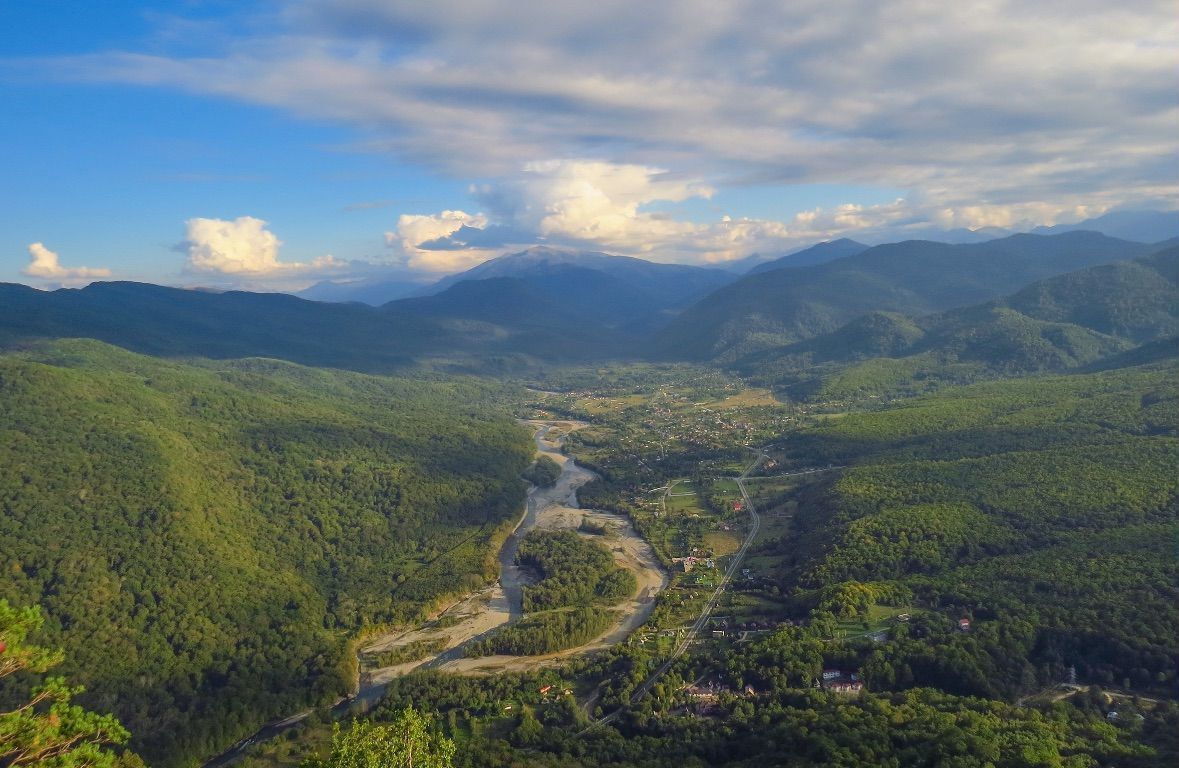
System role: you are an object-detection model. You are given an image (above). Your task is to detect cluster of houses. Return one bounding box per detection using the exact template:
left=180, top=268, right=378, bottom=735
left=821, top=669, right=864, bottom=695
left=500, top=684, right=574, bottom=713
left=682, top=681, right=761, bottom=715
left=672, top=555, right=716, bottom=572
left=707, top=617, right=791, bottom=639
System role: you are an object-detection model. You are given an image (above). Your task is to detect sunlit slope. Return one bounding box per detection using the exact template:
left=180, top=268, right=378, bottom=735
left=0, top=339, right=532, bottom=764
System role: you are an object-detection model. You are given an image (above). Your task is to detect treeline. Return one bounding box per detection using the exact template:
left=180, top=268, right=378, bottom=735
left=0, top=339, right=532, bottom=765
left=467, top=607, right=615, bottom=657
left=501, top=687, right=1161, bottom=767
left=346, top=608, right=1177, bottom=768
left=518, top=530, right=637, bottom=611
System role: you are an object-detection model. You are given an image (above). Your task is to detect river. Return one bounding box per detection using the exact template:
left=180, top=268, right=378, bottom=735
left=205, top=420, right=639, bottom=766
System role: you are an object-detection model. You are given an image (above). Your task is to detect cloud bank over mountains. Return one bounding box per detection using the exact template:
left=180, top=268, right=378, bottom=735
left=17, top=0, right=1179, bottom=283
left=23, top=243, right=111, bottom=285
left=183, top=216, right=344, bottom=282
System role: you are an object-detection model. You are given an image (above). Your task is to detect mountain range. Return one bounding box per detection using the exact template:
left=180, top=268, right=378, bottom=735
left=747, top=238, right=870, bottom=274
left=653, top=231, right=1156, bottom=361
left=736, top=244, right=1179, bottom=399
left=4, top=231, right=1178, bottom=381
left=5, top=215, right=1179, bottom=768
left=298, top=245, right=736, bottom=309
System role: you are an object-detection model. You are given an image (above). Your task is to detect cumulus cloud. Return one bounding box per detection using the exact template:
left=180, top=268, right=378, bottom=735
left=388, top=157, right=1147, bottom=272
left=33, top=0, right=1178, bottom=217
left=22, top=243, right=112, bottom=284
left=385, top=210, right=497, bottom=272
left=26, top=1, right=1178, bottom=270
left=395, top=162, right=917, bottom=268
left=184, top=216, right=344, bottom=276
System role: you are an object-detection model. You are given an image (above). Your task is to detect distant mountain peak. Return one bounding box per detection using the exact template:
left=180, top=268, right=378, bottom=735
left=748, top=238, right=870, bottom=274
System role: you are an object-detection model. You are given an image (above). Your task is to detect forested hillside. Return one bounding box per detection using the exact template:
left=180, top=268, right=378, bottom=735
left=739, top=245, right=1179, bottom=401
left=0, top=339, right=533, bottom=764
left=778, top=361, right=1179, bottom=697
left=0, top=279, right=625, bottom=370
left=424, top=246, right=735, bottom=311
left=746, top=238, right=869, bottom=274
left=654, top=232, right=1151, bottom=361
left=0, top=281, right=448, bottom=371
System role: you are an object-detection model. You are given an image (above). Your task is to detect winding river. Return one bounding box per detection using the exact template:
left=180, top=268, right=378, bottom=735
left=206, top=420, right=659, bottom=766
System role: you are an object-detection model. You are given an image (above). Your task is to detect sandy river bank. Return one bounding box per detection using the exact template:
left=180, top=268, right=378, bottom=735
left=360, top=420, right=667, bottom=681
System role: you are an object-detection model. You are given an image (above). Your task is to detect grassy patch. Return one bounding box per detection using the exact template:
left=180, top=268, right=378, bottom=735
left=832, top=604, right=915, bottom=639
left=702, top=530, right=742, bottom=557
left=709, top=388, right=780, bottom=408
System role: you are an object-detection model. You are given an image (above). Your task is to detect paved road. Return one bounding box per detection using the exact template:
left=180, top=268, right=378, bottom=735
left=589, top=449, right=765, bottom=728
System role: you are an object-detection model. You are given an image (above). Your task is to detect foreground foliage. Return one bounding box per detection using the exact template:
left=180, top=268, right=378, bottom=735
left=0, top=601, right=138, bottom=768
left=302, top=708, right=453, bottom=768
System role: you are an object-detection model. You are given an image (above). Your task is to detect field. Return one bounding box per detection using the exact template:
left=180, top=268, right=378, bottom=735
left=702, top=388, right=780, bottom=409
left=831, top=604, right=915, bottom=640
left=702, top=530, right=742, bottom=557
left=572, top=394, right=647, bottom=416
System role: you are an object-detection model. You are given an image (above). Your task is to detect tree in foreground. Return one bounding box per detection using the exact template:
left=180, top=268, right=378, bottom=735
left=0, top=599, right=139, bottom=768
left=303, top=707, right=455, bottom=768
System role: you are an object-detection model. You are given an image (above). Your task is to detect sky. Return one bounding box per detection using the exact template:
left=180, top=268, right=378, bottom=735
left=1, top=0, right=1176, bottom=291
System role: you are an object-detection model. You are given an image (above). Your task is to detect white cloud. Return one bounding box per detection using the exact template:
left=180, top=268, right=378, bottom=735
left=389, top=156, right=1158, bottom=272
left=184, top=216, right=344, bottom=276
left=22, top=243, right=111, bottom=284
left=35, top=0, right=1178, bottom=217
left=385, top=210, right=493, bottom=272
left=399, top=163, right=915, bottom=268
left=515, top=160, right=710, bottom=245
left=25, top=1, right=1178, bottom=272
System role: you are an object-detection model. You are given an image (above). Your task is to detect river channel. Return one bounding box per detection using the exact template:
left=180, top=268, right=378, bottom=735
left=205, top=420, right=663, bottom=766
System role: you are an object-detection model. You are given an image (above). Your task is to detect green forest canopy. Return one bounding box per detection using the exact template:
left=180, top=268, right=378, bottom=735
left=780, top=361, right=1179, bottom=698
left=0, top=339, right=533, bottom=765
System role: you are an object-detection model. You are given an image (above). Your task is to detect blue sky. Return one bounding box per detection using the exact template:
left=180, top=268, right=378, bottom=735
left=2, top=1, right=1176, bottom=290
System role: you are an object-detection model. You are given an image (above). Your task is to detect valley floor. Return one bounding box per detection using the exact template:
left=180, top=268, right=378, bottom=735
left=359, top=420, right=668, bottom=682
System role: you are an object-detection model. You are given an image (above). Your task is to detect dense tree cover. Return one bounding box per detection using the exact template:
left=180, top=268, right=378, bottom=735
left=517, top=531, right=637, bottom=611
left=467, top=608, right=616, bottom=657
left=0, top=339, right=533, bottom=765
left=654, top=231, right=1150, bottom=361
left=365, top=638, right=449, bottom=668
left=350, top=622, right=1170, bottom=768
left=522, top=456, right=562, bottom=488
left=302, top=708, right=454, bottom=768
left=778, top=362, right=1179, bottom=698
left=530, top=687, right=1152, bottom=767
left=739, top=246, right=1179, bottom=402
left=376, top=670, right=574, bottom=722
left=0, top=601, right=140, bottom=768
left=723, top=624, right=827, bottom=691
left=370, top=674, right=1158, bottom=767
